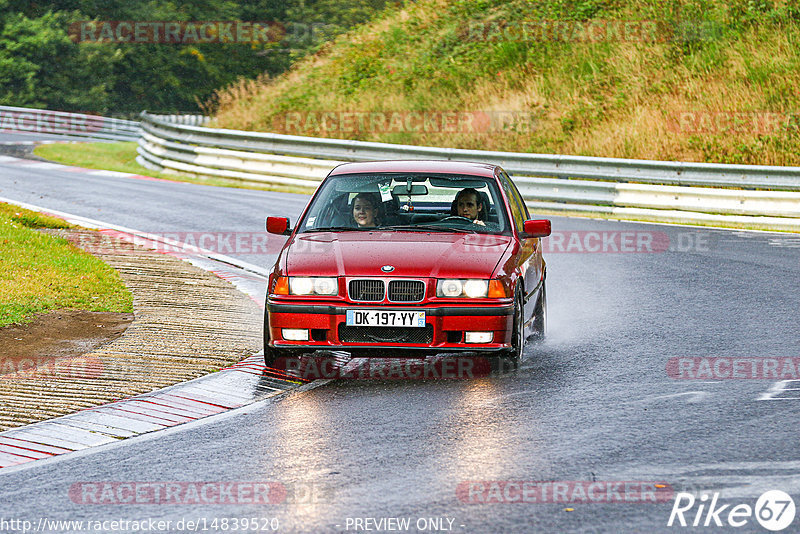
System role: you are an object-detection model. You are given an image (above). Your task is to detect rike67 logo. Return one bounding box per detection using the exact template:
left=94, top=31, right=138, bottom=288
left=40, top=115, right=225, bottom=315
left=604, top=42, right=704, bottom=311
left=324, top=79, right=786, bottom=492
left=668, top=490, right=796, bottom=531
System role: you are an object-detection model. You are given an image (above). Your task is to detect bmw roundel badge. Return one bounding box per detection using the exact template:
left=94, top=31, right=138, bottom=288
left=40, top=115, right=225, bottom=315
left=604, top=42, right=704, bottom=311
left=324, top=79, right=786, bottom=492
left=381, top=265, right=395, bottom=273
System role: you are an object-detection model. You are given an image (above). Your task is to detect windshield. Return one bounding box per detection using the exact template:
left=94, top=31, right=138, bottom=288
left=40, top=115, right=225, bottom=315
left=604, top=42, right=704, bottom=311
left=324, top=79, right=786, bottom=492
left=298, top=173, right=510, bottom=234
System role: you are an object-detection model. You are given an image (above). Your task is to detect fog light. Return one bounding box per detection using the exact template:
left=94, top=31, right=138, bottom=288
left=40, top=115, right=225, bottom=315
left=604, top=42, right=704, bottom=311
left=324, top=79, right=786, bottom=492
left=282, top=329, right=309, bottom=341
left=465, top=332, right=493, bottom=343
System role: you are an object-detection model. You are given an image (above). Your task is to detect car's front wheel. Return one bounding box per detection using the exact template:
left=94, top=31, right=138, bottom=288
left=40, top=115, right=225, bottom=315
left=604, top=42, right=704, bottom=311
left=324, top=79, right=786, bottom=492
left=263, top=321, right=301, bottom=367
left=499, top=289, right=525, bottom=369
left=264, top=345, right=303, bottom=368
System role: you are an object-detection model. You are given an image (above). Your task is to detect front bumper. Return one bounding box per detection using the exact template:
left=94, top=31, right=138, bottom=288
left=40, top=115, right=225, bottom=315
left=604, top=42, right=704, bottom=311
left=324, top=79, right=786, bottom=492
left=266, top=301, right=514, bottom=354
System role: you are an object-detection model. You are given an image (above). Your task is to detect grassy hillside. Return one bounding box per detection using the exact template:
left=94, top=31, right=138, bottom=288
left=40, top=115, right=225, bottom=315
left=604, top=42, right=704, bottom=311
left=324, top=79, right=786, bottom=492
left=209, top=0, right=800, bottom=166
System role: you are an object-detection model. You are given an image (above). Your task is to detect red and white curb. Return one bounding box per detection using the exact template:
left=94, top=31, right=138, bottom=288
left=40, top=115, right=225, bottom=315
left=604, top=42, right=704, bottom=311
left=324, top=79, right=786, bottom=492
left=0, top=355, right=312, bottom=468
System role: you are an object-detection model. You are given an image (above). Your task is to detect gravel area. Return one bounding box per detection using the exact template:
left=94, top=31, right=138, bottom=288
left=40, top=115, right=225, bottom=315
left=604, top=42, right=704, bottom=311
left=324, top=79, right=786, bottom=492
left=0, top=229, right=262, bottom=431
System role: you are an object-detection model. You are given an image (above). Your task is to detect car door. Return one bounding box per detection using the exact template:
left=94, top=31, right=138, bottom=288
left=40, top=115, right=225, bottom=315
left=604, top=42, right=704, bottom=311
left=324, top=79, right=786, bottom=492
left=499, top=170, right=540, bottom=322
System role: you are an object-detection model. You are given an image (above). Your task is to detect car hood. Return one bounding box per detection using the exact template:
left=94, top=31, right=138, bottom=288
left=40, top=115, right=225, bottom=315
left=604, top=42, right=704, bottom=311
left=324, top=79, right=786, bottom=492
left=285, top=231, right=512, bottom=279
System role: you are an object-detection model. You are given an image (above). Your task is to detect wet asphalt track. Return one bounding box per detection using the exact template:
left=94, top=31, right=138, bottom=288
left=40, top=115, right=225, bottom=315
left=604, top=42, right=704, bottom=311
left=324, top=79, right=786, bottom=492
left=1, top=156, right=799, bottom=533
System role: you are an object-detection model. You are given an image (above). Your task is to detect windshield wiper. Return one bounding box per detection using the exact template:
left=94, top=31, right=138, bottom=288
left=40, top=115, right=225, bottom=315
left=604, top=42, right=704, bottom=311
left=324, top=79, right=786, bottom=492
left=304, top=226, right=362, bottom=232
left=383, top=224, right=477, bottom=234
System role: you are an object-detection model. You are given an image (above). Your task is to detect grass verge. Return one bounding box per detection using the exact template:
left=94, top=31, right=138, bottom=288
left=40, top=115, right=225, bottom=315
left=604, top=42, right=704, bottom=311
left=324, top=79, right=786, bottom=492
left=0, top=203, right=133, bottom=327
left=33, top=142, right=313, bottom=195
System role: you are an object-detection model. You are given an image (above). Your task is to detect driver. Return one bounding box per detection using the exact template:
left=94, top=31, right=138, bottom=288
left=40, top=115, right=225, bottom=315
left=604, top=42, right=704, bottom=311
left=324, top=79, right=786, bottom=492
left=351, top=192, right=381, bottom=228
left=453, top=188, right=486, bottom=226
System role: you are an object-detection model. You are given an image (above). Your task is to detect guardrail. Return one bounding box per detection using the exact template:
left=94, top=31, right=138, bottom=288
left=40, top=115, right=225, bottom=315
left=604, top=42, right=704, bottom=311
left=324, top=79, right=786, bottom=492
left=0, top=107, right=209, bottom=142
left=0, top=106, right=141, bottom=141
left=137, top=112, right=800, bottom=230
left=149, top=114, right=210, bottom=127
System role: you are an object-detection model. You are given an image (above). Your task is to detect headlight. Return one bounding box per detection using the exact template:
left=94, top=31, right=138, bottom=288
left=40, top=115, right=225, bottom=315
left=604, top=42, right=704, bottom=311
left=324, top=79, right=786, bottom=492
left=313, top=277, right=338, bottom=295
left=438, top=279, right=463, bottom=297
left=437, top=279, right=489, bottom=298
left=463, top=279, right=489, bottom=298
left=288, top=277, right=338, bottom=296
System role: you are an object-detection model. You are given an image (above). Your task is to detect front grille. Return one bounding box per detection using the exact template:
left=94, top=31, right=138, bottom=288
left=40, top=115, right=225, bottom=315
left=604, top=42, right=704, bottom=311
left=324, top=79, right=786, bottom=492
left=349, top=279, right=385, bottom=301
left=338, top=324, right=434, bottom=344
left=388, top=280, right=425, bottom=302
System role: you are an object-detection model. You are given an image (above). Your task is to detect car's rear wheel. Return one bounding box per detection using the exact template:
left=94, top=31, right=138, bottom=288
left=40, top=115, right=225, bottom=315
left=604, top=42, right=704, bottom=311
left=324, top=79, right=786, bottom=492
left=529, top=281, right=546, bottom=341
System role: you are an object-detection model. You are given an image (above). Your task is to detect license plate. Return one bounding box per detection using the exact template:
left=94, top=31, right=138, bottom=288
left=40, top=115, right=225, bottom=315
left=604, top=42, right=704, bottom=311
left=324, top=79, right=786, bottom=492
left=346, top=310, right=426, bottom=327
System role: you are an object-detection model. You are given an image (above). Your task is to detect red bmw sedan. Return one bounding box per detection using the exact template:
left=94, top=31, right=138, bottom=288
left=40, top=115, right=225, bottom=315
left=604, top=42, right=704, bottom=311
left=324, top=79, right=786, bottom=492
left=264, top=160, right=551, bottom=367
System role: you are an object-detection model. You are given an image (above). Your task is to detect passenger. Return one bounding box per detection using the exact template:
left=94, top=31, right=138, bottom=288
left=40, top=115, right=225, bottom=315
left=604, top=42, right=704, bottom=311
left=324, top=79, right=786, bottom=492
left=351, top=192, right=381, bottom=228
left=453, top=188, right=487, bottom=226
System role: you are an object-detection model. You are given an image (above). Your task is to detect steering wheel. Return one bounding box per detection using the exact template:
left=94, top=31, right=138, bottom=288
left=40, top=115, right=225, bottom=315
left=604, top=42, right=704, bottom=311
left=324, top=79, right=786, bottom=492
left=438, top=216, right=474, bottom=224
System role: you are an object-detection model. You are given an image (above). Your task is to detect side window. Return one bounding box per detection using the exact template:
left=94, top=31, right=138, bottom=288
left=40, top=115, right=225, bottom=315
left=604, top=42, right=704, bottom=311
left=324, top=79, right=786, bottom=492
left=499, top=171, right=525, bottom=232
left=506, top=173, right=530, bottom=220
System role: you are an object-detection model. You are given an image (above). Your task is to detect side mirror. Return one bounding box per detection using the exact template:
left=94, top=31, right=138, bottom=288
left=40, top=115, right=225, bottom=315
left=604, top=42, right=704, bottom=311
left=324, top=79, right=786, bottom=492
left=266, top=216, right=291, bottom=236
left=520, top=219, right=551, bottom=239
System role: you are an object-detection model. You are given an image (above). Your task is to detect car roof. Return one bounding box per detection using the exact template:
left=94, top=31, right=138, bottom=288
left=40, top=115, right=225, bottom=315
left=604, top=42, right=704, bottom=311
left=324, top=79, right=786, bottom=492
left=328, top=160, right=499, bottom=178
